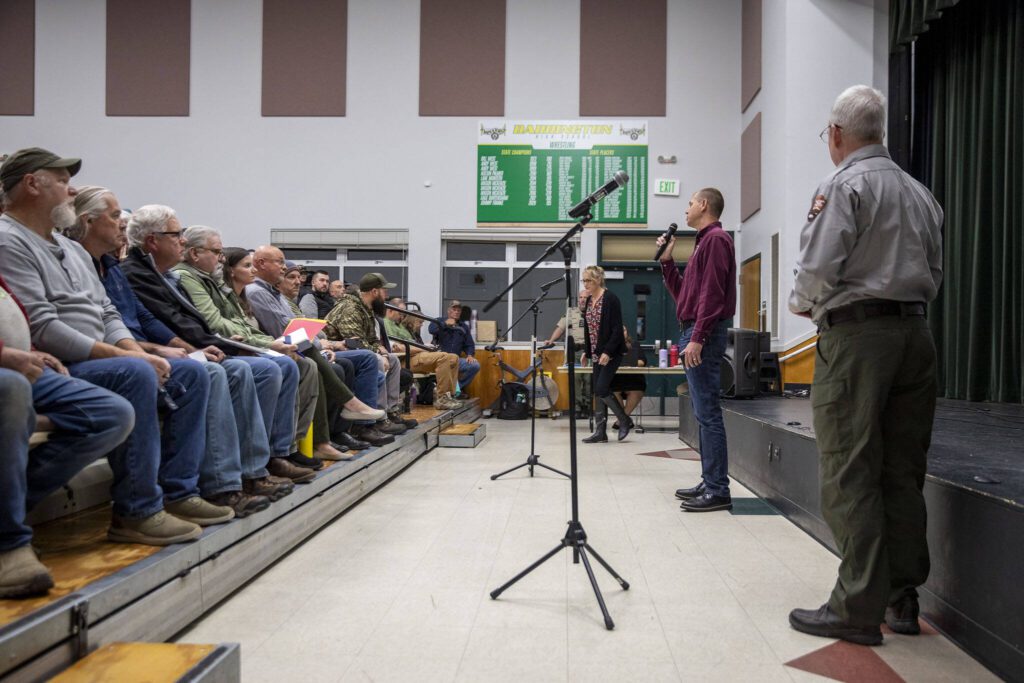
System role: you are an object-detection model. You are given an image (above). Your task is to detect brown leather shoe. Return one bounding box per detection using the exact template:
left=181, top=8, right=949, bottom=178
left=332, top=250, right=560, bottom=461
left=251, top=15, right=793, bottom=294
left=350, top=424, right=395, bottom=446
left=243, top=475, right=294, bottom=501
left=267, top=457, right=316, bottom=483
left=207, top=490, right=271, bottom=518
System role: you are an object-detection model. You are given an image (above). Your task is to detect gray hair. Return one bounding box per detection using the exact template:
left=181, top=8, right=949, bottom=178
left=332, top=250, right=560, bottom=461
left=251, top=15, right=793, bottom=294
left=830, top=85, right=886, bottom=143
left=64, top=185, right=113, bottom=240
left=183, top=224, right=221, bottom=252
left=127, top=204, right=177, bottom=248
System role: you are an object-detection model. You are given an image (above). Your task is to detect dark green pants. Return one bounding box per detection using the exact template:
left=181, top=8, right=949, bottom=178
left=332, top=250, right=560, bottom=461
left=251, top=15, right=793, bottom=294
left=305, top=349, right=353, bottom=445
left=812, top=314, right=936, bottom=626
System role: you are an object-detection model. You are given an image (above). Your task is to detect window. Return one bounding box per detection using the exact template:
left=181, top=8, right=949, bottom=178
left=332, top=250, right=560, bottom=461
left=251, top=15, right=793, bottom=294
left=442, top=241, right=579, bottom=342
left=279, top=247, right=408, bottom=297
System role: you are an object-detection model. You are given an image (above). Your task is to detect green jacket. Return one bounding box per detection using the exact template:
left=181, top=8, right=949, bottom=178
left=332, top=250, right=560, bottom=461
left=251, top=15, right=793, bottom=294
left=324, top=292, right=378, bottom=347
left=383, top=317, right=413, bottom=342
left=172, top=262, right=274, bottom=348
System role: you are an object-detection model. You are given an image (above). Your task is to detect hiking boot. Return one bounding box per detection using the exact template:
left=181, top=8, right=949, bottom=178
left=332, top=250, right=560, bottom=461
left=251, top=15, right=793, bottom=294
left=243, top=475, right=293, bottom=501
left=388, top=411, right=418, bottom=428
left=207, top=490, right=271, bottom=518
left=268, top=457, right=316, bottom=483
left=376, top=418, right=407, bottom=435
left=350, top=424, right=395, bottom=446
left=165, top=496, right=235, bottom=526
left=0, top=546, right=54, bottom=599
left=433, top=392, right=464, bottom=410
left=108, top=510, right=202, bottom=546
left=886, top=595, right=921, bottom=635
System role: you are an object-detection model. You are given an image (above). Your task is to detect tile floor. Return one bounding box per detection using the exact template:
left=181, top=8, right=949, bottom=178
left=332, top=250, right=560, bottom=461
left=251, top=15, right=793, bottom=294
left=175, top=418, right=998, bottom=682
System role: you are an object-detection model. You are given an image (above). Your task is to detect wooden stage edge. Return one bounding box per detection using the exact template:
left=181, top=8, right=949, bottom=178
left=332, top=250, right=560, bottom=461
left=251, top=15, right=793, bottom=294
left=0, top=400, right=480, bottom=683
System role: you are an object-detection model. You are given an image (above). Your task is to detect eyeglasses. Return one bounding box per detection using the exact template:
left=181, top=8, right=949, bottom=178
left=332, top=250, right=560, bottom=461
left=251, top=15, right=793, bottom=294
left=196, top=246, right=224, bottom=257
left=819, top=123, right=842, bottom=143
left=157, top=230, right=183, bottom=238
left=581, top=278, right=595, bottom=283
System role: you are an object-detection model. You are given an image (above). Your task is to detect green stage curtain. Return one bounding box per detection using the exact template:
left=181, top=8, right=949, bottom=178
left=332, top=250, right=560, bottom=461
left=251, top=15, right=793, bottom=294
left=913, top=0, right=1024, bottom=402
left=889, top=0, right=959, bottom=52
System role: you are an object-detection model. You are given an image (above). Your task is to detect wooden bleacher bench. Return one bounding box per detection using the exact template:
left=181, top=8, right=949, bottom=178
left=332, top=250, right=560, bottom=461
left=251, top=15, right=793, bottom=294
left=49, top=642, right=240, bottom=683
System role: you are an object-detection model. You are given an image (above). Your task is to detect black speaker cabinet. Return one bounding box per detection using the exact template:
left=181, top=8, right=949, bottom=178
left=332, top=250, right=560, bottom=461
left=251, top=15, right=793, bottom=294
left=759, top=352, right=782, bottom=395
left=721, top=328, right=760, bottom=398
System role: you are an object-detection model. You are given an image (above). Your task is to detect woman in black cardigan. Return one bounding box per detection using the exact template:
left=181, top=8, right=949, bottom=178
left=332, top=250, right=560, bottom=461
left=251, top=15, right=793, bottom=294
left=580, top=265, right=634, bottom=442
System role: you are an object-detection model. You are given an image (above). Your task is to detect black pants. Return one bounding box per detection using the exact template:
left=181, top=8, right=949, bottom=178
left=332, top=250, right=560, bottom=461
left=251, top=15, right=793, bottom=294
left=591, top=355, right=622, bottom=398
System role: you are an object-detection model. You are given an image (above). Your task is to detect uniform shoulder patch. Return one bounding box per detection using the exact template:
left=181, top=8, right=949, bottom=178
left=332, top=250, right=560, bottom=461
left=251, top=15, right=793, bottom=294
left=807, top=194, right=827, bottom=221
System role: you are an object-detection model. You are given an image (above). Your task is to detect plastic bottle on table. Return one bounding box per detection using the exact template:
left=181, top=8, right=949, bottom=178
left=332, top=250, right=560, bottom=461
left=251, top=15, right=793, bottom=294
left=669, top=344, right=679, bottom=367
left=658, top=344, right=669, bottom=368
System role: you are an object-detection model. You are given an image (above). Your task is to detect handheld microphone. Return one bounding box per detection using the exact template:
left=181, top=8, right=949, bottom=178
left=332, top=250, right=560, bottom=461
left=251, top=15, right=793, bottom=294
left=653, top=222, right=679, bottom=261
left=568, top=170, right=629, bottom=218
left=539, top=275, right=564, bottom=292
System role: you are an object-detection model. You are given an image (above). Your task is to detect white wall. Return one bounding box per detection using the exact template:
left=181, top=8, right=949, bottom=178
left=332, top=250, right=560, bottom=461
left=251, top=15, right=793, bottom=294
left=2, top=0, right=888, bottom=326
left=737, top=0, right=889, bottom=350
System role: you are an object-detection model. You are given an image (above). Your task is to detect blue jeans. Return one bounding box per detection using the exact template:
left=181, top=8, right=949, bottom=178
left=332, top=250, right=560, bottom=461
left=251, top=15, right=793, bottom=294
left=457, top=357, right=480, bottom=390
left=680, top=321, right=730, bottom=497
left=68, top=357, right=207, bottom=518
left=236, top=355, right=298, bottom=459
left=333, top=349, right=378, bottom=406
left=198, top=359, right=272, bottom=496
left=0, top=368, right=134, bottom=551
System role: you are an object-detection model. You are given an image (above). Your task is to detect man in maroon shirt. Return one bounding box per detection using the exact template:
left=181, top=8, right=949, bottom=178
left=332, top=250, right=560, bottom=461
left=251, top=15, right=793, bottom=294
left=657, top=188, right=736, bottom=512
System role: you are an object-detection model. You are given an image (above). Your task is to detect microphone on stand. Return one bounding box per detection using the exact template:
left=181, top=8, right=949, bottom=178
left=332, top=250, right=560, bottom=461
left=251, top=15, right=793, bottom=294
left=568, top=171, right=629, bottom=218
left=539, top=275, right=565, bottom=292
left=653, top=222, right=679, bottom=261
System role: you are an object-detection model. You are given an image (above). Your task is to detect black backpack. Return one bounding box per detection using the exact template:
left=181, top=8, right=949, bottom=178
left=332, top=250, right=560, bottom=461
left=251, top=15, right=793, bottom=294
left=497, top=382, right=531, bottom=420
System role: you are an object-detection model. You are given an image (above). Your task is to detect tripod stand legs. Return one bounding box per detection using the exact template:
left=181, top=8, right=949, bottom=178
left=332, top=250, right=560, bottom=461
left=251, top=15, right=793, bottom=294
left=490, top=521, right=628, bottom=630
left=490, top=454, right=570, bottom=480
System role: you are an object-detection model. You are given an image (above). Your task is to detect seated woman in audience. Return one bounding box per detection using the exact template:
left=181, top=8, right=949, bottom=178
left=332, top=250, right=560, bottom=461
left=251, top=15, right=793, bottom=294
left=610, top=326, right=648, bottom=429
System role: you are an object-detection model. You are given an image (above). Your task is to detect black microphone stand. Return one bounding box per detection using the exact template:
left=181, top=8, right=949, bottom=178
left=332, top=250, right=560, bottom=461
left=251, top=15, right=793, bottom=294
left=484, top=214, right=629, bottom=630
left=489, top=284, right=569, bottom=481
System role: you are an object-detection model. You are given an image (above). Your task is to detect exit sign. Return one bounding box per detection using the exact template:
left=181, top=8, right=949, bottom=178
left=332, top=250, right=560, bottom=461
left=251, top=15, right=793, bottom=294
left=654, top=178, right=679, bottom=196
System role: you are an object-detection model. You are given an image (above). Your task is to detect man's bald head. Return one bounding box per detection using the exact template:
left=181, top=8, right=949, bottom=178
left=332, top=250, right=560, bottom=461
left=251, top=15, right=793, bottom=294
left=252, top=244, right=287, bottom=285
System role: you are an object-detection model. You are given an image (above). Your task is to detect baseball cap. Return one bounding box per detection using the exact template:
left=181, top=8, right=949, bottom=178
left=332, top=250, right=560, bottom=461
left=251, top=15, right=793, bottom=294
left=1, top=147, right=82, bottom=192
left=284, top=260, right=303, bottom=275
left=359, top=272, right=397, bottom=291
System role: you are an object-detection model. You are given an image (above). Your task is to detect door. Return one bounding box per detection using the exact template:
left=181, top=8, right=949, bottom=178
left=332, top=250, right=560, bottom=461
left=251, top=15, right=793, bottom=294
left=740, top=254, right=761, bottom=331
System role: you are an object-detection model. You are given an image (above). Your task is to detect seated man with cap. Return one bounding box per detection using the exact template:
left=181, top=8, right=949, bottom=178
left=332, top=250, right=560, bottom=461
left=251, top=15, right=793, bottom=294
left=0, top=147, right=218, bottom=545
left=428, top=299, right=481, bottom=391
left=323, top=273, right=417, bottom=439
left=384, top=298, right=462, bottom=410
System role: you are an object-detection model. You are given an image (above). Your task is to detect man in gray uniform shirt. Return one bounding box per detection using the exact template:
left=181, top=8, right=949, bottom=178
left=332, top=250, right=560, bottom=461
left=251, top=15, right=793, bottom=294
left=787, top=86, right=944, bottom=645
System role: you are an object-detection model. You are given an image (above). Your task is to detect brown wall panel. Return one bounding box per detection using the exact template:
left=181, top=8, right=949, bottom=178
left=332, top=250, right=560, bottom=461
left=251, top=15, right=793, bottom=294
left=580, top=0, right=666, bottom=117
left=741, top=112, right=762, bottom=221
left=741, top=0, right=762, bottom=112
left=419, top=0, right=505, bottom=116
left=262, top=0, right=347, bottom=117
left=0, top=0, right=35, bottom=116
left=106, top=0, right=190, bottom=116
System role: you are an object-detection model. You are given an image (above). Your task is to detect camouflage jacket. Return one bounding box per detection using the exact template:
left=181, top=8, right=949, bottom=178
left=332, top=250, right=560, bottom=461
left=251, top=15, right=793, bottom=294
left=323, top=292, right=379, bottom=347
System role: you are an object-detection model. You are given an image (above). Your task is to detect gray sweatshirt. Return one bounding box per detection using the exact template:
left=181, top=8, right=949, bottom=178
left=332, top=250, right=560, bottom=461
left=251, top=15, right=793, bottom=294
left=0, top=215, right=133, bottom=362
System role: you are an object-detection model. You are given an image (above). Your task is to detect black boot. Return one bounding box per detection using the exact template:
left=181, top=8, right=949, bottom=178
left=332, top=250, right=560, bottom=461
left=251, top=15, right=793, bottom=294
left=602, top=394, right=634, bottom=441
left=582, top=400, right=608, bottom=443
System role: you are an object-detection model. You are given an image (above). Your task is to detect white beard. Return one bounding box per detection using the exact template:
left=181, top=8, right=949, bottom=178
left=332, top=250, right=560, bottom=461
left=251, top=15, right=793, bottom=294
left=51, top=202, right=76, bottom=229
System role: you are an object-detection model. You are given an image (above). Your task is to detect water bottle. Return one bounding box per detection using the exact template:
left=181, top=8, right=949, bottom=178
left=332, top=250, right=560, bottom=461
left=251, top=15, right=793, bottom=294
left=409, top=382, right=419, bottom=406
left=669, top=344, right=679, bottom=367
left=658, top=345, right=669, bottom=368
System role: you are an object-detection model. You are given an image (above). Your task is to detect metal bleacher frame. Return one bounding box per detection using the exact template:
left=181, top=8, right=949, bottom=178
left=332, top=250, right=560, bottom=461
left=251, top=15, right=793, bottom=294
left=0, top=401, right=481, bottom=682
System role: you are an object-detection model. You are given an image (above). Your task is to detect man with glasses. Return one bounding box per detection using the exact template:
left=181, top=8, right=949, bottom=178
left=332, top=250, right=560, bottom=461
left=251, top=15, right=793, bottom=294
left=787, top=85, right=943, bottom=646
left=0, top=148, right=213, bottom=545
left=70, top=187, right=274, bottom=518
left=428, top=299, right=480, bottom=390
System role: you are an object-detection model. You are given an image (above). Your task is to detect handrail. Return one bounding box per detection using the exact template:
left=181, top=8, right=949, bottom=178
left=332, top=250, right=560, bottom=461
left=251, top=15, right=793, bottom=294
left=779, top=341, right=817, bottom=363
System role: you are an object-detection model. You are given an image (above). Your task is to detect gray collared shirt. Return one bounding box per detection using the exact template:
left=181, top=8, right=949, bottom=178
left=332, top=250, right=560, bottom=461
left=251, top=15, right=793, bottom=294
left=789, top=144, right=944, bottom=323
left=245, top=277, right=293, bottom=339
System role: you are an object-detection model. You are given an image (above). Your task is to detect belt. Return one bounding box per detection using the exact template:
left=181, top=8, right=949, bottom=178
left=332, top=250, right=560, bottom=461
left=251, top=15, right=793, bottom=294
left=824, top=300, right=926, bottom=327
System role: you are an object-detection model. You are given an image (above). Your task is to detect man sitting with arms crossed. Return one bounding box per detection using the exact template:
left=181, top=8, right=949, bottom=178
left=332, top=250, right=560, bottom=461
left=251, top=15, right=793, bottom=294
left=70, top=187, right=271, bottom=516
left=428, top=299, right=480, bottom=391
left=120, top=206, right=296, bottom=501
left=298, top=269, right=336, bottom=320
left=0, top=148, right=220, bottom=544
left=1, top=272, right=134, bottom=597
left=384, top=298, right=462, bottom=410
left=323, top=273, right=416, bottom=438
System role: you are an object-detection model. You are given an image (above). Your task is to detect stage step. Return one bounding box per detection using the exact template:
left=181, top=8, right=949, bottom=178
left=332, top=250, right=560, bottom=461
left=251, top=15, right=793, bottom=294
left=49, top=642, right=239, bottom=683
left=439, top=422, right=486, bottom=447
